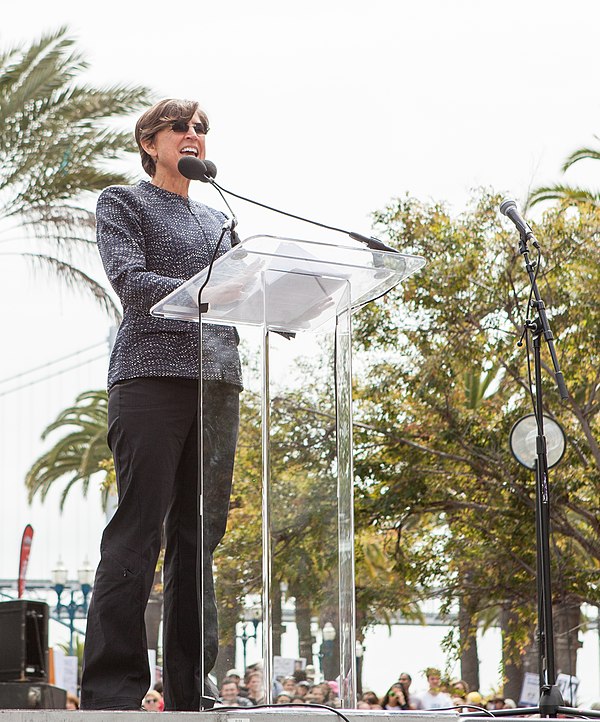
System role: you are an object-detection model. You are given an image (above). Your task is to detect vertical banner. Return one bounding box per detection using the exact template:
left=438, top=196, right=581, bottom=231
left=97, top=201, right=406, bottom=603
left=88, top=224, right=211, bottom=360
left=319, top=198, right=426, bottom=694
left=18, top=524, right=34, bottom=598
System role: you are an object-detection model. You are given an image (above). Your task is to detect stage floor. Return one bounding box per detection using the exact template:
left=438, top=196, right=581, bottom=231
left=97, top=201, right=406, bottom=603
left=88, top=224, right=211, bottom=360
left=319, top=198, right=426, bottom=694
left=0, top=710, right=534, bottom=722
left=0, top=711, right=467, bottom=721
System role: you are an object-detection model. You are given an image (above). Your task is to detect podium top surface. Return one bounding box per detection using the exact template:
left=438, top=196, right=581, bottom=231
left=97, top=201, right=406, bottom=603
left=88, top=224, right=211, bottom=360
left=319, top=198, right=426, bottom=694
left=151, top=235, right=425, bottom=333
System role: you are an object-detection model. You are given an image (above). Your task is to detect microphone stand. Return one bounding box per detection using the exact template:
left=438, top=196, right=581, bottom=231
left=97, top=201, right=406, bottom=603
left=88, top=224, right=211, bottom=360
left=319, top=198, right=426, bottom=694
left=195, top=219, right=234, bottom=711
left=462, top=223, right=599, bottom=719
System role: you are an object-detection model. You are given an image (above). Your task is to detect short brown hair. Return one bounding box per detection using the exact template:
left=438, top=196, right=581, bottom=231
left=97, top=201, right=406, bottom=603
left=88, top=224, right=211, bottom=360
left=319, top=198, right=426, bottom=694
left=134, top=98, right=209, bottom=177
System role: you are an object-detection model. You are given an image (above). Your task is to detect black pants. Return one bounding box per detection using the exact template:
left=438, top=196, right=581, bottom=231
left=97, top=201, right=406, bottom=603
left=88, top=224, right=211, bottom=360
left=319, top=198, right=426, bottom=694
left=81, top=377, right=240, bottom=711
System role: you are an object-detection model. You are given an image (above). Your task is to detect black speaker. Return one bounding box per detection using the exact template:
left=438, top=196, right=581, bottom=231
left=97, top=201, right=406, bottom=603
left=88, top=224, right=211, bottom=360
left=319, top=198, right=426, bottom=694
left=0, top=600, right=49, bottom=682
left=0, top=681, right=66, bottom=709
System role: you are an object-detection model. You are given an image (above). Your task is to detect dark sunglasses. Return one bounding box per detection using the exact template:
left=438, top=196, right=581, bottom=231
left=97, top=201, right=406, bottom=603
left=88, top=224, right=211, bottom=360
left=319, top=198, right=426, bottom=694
left=144, top=698, right=159, bottom=704
left=170, top=120, right=208, bottom=135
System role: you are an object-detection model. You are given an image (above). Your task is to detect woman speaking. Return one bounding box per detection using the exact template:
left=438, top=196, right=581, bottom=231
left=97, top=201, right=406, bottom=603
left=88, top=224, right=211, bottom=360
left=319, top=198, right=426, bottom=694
left=81, top=99, right=242, bottom=711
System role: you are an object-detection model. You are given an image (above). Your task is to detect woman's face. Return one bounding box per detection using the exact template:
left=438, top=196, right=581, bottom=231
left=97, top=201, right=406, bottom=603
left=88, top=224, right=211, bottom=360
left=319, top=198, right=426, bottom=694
left=389, top=684, right=406, bottom=706
left=142, top=111, right=207, bottom=180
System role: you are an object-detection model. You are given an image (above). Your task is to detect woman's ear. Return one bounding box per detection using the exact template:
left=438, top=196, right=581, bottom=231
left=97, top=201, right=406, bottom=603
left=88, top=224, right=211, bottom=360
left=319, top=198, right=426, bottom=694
left=141, top=136, right=157, bottom=159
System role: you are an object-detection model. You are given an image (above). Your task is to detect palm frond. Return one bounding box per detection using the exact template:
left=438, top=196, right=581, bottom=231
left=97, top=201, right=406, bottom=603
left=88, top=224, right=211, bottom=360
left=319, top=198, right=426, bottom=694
left=527, top=184, right=600, bottom=209
left=25, top=389, right=111, bottom=510
left=561, top=141, right=600, bottom=172
left=0, top=27, right=152, bottom=321
left=18, top=252, right=121, bottom=322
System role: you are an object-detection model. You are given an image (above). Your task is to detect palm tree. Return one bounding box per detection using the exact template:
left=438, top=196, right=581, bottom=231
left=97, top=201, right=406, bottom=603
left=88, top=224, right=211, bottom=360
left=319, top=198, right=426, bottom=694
left=25, top=389, right=111, bottom=510
left=26, top=389, right=165, bottom=654
left=0, top=27, right=152, bottom=319
left=527, top=137, right=600, bottom=208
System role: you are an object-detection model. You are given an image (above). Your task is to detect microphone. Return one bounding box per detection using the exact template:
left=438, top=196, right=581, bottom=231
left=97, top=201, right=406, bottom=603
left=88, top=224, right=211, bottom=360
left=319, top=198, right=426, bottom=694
left=203, top=159, right=217, bottom=180
left=178, top=156, right=211, bottom=182
left=179, top=157, right=398, bottom=253
left=500, top=199, right=538, bottom=246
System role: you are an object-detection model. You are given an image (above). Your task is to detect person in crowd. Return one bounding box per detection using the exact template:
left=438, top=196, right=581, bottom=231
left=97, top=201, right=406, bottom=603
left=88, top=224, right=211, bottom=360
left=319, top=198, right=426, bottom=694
left=398, top=672, right=422, bottom=709
left=359, top=691, right=383, bottom=710
left=295, top=681, right=311, bottom=699
left=225, top=670, right=243, bottom=686
left=65, top=693, right=80, bottom=710
left=486, top=696, right=506, bottom=710
left=307, top=683, right=330, bottom=705
left=419, top=667, right=453, bottom=710
left=291, top=696, right=306, bottom=705
left=247, top=671, right=266, bottom=705
left=142, top=689, right=164, bottom=712
left=304, top=665, right=316, bottom=684
left=381, top=682, right=410, bottom=710
left=282, top=676, right=297, bottom=695
left=275, top=693, right=293, bottom=704
left=80, top=98, right=242, bottom=712
left=451, top=679, right=469, bottom=698
left=219, top=680, right=252, bottom=707
left=465, top=691, right=484, bottom=708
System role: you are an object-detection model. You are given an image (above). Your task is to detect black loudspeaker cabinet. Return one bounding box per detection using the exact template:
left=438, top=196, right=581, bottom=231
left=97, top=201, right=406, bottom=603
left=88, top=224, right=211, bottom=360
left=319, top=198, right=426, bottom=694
left=0, top=682, right=66, bottom=709
left=0, top=600, right=49, bottom=682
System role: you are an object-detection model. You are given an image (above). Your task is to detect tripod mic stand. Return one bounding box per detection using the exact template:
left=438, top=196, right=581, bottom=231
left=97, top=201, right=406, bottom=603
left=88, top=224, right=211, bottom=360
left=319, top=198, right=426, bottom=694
left=463, top=204, right=599, bottom=719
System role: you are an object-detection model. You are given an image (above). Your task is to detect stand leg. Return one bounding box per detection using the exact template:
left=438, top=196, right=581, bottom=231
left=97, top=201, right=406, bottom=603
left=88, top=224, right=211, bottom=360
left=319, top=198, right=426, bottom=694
left=335, top=283, right=357, bottom=707
left=261, top=325, right=273, bottom=703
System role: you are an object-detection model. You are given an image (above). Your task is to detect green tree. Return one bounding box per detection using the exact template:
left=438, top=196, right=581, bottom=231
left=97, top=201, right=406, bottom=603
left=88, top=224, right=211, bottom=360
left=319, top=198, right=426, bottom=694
left=0, top=26, right=151, bottom=318
left=25, top=389, right=111, bottom=509
left=350, top=189, right=600, bottom=689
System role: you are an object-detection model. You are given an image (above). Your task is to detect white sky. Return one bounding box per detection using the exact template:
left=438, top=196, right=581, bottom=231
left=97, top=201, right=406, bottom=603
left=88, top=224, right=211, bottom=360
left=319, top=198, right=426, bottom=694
left=1, top=0, right=600, bottom=698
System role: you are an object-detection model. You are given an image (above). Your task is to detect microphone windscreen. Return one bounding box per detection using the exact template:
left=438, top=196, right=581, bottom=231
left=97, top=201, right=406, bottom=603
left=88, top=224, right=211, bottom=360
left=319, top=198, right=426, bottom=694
left=499, top=198, right=517, bottom=216
left=203, top=159, right=217, bottom=179
left=178, top=156, right=208, bottom=181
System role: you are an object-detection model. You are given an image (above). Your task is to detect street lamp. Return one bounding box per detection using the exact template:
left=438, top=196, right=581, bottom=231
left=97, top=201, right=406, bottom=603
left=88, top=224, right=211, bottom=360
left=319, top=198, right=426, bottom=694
left=355, top=639, right=364, bottom=696
left=51, top=558, right=94, bottom=656
left=319, top=622, right=336, bottom=681
left=237, top=604, right=261, bottom=672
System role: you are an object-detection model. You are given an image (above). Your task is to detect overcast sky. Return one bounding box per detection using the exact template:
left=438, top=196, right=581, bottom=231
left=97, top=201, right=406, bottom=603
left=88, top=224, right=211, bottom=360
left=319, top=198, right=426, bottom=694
left=1, top=0, right=600, bottom=695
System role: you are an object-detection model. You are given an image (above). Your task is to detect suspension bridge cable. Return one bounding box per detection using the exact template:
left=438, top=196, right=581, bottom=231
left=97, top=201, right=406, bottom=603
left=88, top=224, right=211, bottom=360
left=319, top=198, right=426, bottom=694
left=0, top=342, right=107, bottom=386
left=0, top=353, right=107, bottom=398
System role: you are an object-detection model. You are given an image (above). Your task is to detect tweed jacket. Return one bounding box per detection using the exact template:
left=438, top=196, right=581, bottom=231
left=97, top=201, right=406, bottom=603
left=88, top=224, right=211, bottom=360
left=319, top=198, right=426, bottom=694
left=96, top=181, right=243, bottom=390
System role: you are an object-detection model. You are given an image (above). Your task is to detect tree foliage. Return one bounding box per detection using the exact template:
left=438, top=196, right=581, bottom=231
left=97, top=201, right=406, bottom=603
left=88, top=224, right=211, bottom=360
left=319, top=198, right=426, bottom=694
left=0, top=27, right=152, bottom=318
left=350, top=190, right=600, bottom=671
left=25, top=389, right=111, bottom=510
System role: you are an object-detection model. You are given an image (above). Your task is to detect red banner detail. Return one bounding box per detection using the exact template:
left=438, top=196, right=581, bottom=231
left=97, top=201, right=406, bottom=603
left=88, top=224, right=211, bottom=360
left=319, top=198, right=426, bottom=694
left=18, top=525, right=34, bottom=598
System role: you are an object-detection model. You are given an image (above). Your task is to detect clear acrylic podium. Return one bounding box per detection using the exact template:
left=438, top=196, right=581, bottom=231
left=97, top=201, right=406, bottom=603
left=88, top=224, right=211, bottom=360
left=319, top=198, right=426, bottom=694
left=151, top=235, right=425, bottom=707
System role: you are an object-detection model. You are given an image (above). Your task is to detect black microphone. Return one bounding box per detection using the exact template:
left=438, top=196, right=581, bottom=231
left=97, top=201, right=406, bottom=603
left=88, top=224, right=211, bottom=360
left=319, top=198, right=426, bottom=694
left=178, top=156, right=211, bottom=182
left=203, top=159, right=217, bottom=180
left=500, top=199, right=538, bottom=246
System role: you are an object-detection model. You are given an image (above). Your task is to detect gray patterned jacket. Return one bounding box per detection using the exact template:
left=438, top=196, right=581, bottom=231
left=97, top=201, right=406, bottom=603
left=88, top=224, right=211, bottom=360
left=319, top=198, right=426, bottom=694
left=96, top=181, right=243, bottom=390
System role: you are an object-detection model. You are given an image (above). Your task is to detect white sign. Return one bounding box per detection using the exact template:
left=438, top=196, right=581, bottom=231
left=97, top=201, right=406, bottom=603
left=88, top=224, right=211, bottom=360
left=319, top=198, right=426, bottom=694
left=62, top=656, right=78, bottom=696
left=273, top=656, right=306, bottom=680
left=52, top=647, right=65, bottom=690
left=556, top=673, right=579, bottom=706
left=519, top=672, right=540, bottom=706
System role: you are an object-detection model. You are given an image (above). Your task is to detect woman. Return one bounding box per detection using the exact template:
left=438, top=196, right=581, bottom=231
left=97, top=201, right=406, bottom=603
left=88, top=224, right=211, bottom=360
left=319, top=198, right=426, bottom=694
left=381, top=682, right=410, bottom=711
left=80, top=99, right=242, bottom=711
left=142, top=689, right=164, bottom=712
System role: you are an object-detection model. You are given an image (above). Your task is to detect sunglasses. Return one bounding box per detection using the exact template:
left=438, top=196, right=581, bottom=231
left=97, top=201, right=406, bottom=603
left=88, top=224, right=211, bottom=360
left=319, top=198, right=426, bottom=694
left=144, top=698, right=159, bottom=704
left=170, top=120, right=208, bottom=135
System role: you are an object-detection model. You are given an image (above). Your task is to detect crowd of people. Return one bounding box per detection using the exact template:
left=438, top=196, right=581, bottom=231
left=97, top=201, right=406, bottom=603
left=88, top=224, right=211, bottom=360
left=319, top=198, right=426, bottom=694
left=356, top=667, right=518, bottom=712
left=73, top=664, right=517, bottom=712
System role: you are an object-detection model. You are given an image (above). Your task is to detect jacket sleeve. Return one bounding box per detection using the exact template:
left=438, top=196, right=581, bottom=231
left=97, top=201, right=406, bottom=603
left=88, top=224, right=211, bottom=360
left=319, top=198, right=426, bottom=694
left=96, top=186, right=184, bottom=315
